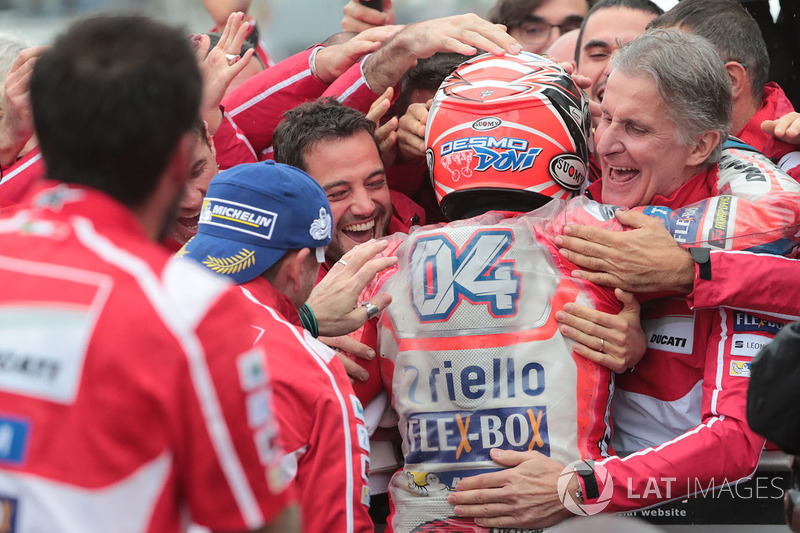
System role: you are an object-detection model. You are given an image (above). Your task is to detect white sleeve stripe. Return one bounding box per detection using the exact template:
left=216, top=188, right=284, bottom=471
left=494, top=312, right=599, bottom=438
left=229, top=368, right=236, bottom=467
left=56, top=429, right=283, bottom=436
left=1, top=151, right=42, bottom=184
left=711, top=307, right=728, bottom=415
left=599, top=417, right=721, bottom=466
left=709, top=249, right=798, bottom=261
left=229, top=69, right=313, bottom=117
left=72, top=217, right=265, bottom=529
left=239, top=286, right=356, bottom=533
left=336, top=77, right=367, bottom=104
left=223, top=112, right=258, bottom=161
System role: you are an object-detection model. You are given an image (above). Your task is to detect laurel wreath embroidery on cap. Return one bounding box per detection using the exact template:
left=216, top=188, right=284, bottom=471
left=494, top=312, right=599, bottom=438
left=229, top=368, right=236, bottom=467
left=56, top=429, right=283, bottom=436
left=203, top=248, right=256, bottom=274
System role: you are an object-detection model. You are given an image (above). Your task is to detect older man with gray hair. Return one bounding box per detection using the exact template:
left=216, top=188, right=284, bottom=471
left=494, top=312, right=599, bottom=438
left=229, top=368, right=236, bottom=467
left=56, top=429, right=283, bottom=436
left=448, top=28, right=800, bottom=528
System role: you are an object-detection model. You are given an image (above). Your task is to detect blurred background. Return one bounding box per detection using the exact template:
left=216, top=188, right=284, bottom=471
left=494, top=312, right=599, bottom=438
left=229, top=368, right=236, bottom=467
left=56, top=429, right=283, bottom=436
left=1, top=0, right=780, bottom=60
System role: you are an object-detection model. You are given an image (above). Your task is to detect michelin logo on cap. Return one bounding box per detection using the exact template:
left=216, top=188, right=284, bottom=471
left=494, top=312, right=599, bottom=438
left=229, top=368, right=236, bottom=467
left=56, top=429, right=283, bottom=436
left=309, top=207, right=332, bottom=241
left=200, top=198, right=278, bottom=240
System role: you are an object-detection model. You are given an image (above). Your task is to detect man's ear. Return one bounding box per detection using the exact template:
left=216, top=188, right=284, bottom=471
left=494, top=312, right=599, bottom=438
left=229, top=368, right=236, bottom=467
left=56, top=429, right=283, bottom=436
left=725, top=61, right=750, bottom=102
left=688, top=130, right=721, bottom=167
left=285, top=248, right=312, bottom=294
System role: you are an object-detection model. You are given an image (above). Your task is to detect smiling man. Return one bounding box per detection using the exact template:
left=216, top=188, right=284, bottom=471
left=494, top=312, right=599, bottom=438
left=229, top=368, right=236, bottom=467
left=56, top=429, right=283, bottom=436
left=273, top=98, right=422, bottom=267
left=163, top=120, right=219, bottom=249
left=574, top=0, right=662, bottom=104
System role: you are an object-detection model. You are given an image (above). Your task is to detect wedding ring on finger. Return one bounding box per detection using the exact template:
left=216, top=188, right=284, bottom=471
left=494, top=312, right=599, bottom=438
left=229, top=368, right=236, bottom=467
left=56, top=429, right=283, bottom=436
left=337, top=259, right=348, bottom=267
left=599, top=338, right=605, bottom=353
left=362, top=302, right=380, bottom=320
left=225, top=53, right=238, bottom=66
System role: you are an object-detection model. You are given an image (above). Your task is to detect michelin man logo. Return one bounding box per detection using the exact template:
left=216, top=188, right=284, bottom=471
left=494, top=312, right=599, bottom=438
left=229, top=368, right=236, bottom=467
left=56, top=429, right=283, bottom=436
left=557, top=460, right=613, bottom=516
left=200, top=199, right=213, bottom=223
left=309, top=207, right=332, bottom=241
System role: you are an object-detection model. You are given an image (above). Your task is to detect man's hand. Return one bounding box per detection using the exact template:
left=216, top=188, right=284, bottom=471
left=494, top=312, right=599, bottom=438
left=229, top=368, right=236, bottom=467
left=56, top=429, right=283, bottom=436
left=449, top=448, right=572, bottom=529
left=364, top=14, right=521, bottom=95
left=319, top=334, right=374, bottom=382
left=762, top=111, right=800, bottom=146
left=306, top=239, right=397, bottom=337
left=195, top=12, right=255, bottom=134
left=315, top=24, right=403, bottom=84
left=397, top=100, right=430, bottom=160
left=0, top=46, right=46, bottom=166
left=366, top=87, right=399, bottom=167
left=557, top=288, right=646, bottom=373
left=342, top=0, right=396, bottom=33
left=555, top=209, right=695, bottom=294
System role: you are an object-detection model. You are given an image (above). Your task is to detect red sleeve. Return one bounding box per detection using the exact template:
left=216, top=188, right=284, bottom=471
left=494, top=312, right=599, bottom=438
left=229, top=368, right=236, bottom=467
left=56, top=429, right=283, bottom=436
left=321, top=58, right=400, bottom=114
left=212, top=109, right=260, bottom=169
left=270, top=329, right=373, bottom=533
left=0, top=148, right=45, bottom=212
left=184, top=288, right=295, bottom=530
left=687, top=250, right=800, bottom=321
left=221, top=48, right=329, bottom=159
left=590, top=307, right=768, bottom=513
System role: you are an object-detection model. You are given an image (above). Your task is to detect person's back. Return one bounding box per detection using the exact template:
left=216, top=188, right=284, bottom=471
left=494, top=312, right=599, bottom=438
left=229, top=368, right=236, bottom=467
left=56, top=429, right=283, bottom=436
left=0, top=15, right=296, bottom=532
left=376, top=204, right=623, bottom=532
left=364, top=52, right=623, bottom=532
left=0, top=181, right=292, bottom=531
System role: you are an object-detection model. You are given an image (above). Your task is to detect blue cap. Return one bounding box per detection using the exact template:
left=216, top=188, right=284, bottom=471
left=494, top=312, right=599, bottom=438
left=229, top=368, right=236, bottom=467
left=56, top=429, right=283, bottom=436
left=180, top=160, right=332, bottom=284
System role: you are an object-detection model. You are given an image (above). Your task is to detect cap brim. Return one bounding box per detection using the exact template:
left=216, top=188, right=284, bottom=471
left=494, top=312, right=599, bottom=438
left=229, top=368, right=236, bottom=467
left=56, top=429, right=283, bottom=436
left=180, top=232, right=285, bottom=285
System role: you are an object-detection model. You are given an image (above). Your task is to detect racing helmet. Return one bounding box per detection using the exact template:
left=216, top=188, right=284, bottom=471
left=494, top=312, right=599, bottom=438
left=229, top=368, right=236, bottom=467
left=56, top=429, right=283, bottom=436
left=425, top=52, right=591, bottom=220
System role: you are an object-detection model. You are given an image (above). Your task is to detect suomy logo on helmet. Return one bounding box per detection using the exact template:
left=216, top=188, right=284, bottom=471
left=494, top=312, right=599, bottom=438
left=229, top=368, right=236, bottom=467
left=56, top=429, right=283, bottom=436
left=549, top=154, right=586, bottom=191
left=472, top=117, right=501, bottom=131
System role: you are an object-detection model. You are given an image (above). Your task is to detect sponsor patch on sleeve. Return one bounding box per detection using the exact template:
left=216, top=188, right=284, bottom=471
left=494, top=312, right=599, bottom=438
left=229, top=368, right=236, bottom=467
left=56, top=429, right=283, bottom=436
left=729, top=361, right=752, bottom=378
left=357, top=425, right=371, bottom=454
left=733, top=312, right=782, bottom=334
left=350, top=395, right=365, bottom=424
left=731, top=334, right=772, bottom=358
left=245, top=390, right=271, bottom=429
left=361, top=454, right=370, bottom=483
left=0, top=494, right=19, bottom=533
left=0, top=416, right=29, bottom=466
left=237, top=348, right=268, bottom=392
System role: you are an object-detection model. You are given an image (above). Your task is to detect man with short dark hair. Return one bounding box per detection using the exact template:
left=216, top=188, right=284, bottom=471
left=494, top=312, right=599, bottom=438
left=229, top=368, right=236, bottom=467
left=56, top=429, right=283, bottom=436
left=573, top=0, right=662, bottom=104
left=274, top=98, right=418, bottom=269
left=0, top=15, right=297, bottom=532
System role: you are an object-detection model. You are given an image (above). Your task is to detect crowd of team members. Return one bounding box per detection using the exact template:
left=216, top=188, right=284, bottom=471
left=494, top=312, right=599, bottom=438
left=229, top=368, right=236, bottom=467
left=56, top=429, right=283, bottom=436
left=1, top=0, right=800, bottom=532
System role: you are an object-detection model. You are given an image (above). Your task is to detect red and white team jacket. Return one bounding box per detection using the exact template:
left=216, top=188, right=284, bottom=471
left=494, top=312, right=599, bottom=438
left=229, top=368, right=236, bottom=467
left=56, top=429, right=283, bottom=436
left=0, top=181, right=293, bottom=532
left=688, top=249, right=800, bottom=322
left=217, top=47, right=329, bottom=167
left=234, top=277, right=373, bottom=533
left=216, top=51, right=382, bottom=168
left=584, top=142, right=800, bottom=512
left=363, top=202, right=626, bottom=533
